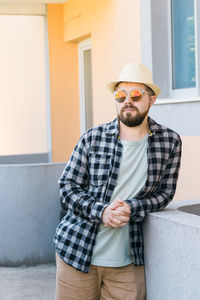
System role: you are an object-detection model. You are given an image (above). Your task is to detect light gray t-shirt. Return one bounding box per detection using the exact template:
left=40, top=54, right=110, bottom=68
left=91, top=135, right=148, bottom=267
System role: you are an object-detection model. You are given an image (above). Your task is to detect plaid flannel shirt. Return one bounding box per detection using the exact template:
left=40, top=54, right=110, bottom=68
left=54, top=117, right=182, bottom=273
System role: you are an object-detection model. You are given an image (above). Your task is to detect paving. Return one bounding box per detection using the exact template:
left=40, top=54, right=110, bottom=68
left=0, top=264, right=56, bottom=300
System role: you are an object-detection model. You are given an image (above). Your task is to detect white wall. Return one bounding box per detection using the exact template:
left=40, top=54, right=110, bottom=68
left=0, top=15, right=49, bottom=155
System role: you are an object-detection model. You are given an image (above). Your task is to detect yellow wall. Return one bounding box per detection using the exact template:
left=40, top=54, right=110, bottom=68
left=48, top=0, right=141, bottom=161
left=47, top=4, right=80, bottom=162
left=174, top=136, right=200, bottom=201
left=63, top=0, right=141, bottom=126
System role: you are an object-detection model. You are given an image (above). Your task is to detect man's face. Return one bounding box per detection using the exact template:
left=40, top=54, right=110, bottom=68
left=115, top=82, right=156, bottom=127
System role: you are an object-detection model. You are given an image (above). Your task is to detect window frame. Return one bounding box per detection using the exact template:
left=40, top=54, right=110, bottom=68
left=78, top=38, right=92, bottom=135
left=140, top=0, right=200, bottom=103
left=169, top=0, right=198, bottom=99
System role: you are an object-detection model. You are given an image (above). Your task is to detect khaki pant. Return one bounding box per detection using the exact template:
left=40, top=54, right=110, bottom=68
left=56, top=253, right=146, bottom=300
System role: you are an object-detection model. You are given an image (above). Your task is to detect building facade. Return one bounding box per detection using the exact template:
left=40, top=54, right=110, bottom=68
left=0, top=0, right=199, bottom=201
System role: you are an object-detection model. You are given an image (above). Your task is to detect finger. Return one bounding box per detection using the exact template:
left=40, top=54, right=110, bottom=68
left=104, top=214, right=121, bottom=226
left=107, top=220, right=129, bottom=228
left=113, top=216, right=130, bottom=227
left=118, top=221, right=129, bottom=227
left=110, top=217, right=121, bottom=226
left=108, top=214, right=130, bottom=227
left=111, top=209, right=130, bottom=218
left=110, top=202, right=122, bottom=210
left=110, top=199, right=124, bottom=210
left=111, top=209, right=130, bottom=216
left=110, top=211, right=130, bottom=220
left=110, top=210, right=121, bottom=216
left=114, top=206, right=131, bottom=214
left=111, top=215, right=130, bottom=223
left=106, top=216, right=122, bottom=227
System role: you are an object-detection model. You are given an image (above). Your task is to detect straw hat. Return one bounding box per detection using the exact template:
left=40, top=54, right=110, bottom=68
left=107, top=62, right=161, bottom=97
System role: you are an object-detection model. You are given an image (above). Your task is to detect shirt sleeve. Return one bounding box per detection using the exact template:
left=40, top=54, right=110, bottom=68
left=125, top=136, right=182, bottom=222
left=58, top=133, right=107, bottom=224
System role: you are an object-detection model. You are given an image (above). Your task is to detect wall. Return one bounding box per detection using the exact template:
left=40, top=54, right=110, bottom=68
left=47, top=4, right=80, bottom=162
left=150, top=102, right=200, bottom=201
left=0, top=162, right=65, bottom=266
left=63, top=0, right=141, bottom=127
left=0, top=15, right=48, bottom=156
left=175, top=136, right=200, bottom=200
left=143, top=199, right=200, bottom=300
left=48, top=1, right=199, bottom=202
left=48, top=0, right=141, bottom=162
left=140, top=0, right=200, bottom=201
left=0, top=153, right=49, bottom=164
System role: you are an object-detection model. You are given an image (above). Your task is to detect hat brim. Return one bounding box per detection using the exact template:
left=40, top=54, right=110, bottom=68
left=107, top=80, right=161, bottom=97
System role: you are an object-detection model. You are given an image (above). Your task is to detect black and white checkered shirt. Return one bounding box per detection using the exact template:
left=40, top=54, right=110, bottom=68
left=54, top=117, right=182, bottom=273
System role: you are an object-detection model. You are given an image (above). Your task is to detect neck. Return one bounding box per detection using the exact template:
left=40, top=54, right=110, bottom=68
left=119, top=117, right=149, bottom=141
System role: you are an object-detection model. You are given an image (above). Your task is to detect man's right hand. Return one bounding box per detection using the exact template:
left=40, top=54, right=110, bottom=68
left=102, top=198, right=131, bottom=228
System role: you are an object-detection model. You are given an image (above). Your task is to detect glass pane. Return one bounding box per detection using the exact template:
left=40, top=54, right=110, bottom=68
left=171, top=0, right=196, bottom=89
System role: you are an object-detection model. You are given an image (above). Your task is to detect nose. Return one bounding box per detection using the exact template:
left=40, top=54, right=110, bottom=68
left=124, top=93, right=133, bottom=104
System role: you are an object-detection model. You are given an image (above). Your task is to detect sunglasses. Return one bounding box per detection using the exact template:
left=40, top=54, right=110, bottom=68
left=113, top=88, right=152, bottom=103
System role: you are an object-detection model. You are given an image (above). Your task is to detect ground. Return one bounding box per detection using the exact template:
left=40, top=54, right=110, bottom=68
left=0, top=264, right=56, bottom=300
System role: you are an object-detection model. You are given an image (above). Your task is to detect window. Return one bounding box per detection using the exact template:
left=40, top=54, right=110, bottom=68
left=140, top=0, right=200, bottom=100
left=171, top=0, right=196, bottom=90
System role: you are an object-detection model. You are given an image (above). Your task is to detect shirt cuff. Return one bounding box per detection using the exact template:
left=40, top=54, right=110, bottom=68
left=91, top=202, right=108, bottom=223
left=124, top=199, right=145, bottom=220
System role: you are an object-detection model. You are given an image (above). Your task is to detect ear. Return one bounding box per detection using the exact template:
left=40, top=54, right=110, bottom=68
left=149, top=95, right=156, bottom=107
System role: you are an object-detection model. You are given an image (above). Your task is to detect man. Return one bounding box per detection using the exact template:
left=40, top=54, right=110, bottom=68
left=54, top=62, right=182, bottom=300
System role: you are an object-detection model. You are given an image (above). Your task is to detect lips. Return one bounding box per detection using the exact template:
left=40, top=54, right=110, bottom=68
left=124, top=108, right=135, bottom=111
left=122, top=106, right=138, bottom=113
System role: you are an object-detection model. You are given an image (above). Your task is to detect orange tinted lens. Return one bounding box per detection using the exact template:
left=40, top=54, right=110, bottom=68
left=114, top=90, right=126, bottom=99
left=130, top=89, right=142, bottom=98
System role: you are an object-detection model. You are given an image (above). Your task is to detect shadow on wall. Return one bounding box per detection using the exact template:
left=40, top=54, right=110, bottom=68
left=0, top=159, right=65, bottom=266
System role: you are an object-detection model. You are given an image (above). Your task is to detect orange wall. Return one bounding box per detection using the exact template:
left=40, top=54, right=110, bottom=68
left=63, top=0, right=141, bottom=126
left=174, top=136, right=200, bottom=201
left=48, top=0, right=141, bottom=161
left=47, top=4, right=80, bottom=162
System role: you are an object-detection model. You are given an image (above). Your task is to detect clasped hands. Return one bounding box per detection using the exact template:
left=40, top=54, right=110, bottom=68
left=102, top=198, right=131, bottom=228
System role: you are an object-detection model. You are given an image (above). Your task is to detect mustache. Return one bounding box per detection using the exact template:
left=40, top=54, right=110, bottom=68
left=121, top=105, right=139, bottom=113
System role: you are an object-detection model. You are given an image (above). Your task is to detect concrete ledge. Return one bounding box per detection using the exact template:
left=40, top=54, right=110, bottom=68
left=0, top=153, right=50, bottom=164
left=143, top=199, right=200, bottom=300
left=0, top=162, right=66, bottom=266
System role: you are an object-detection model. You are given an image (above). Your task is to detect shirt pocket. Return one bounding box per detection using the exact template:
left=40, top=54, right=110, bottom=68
left=88, top=153, right=112, bottom=186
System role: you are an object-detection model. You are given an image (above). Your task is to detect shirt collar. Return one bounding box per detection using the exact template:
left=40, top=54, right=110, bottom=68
left=148, top=117, right=163, bottom=135
left=105, top=116, right=162, bottom=138
left=105, top=118, right=119, bottom=138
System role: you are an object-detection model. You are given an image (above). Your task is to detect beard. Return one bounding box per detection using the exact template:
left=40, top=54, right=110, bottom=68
left=118, top=104, right=150, bottom=127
